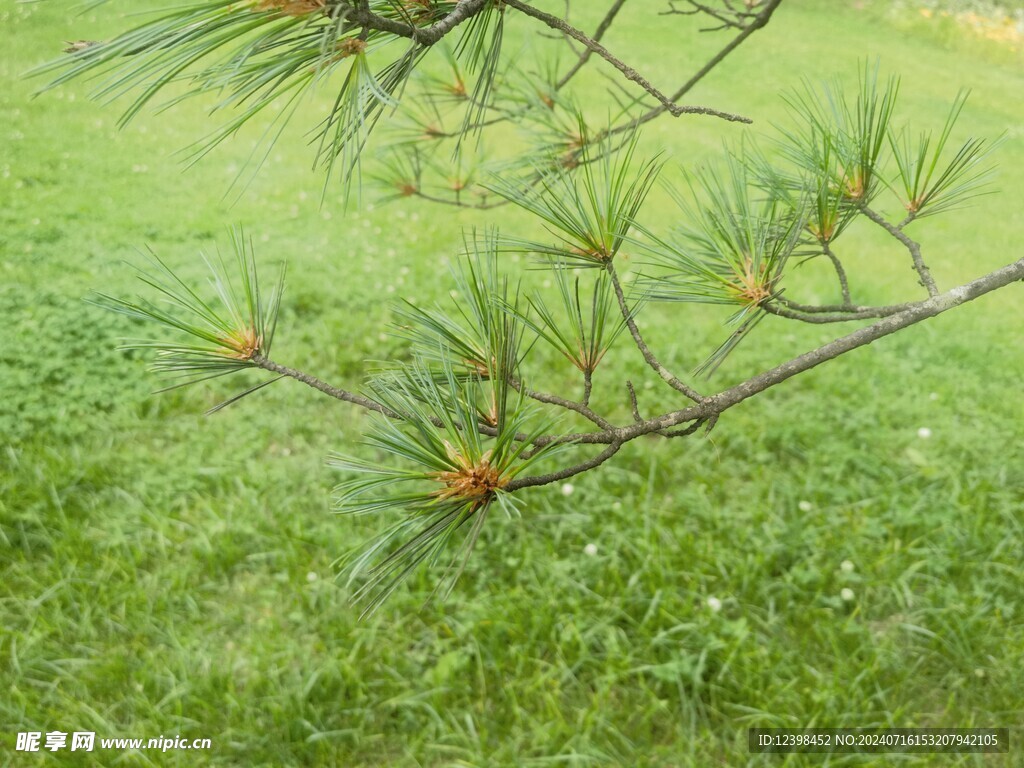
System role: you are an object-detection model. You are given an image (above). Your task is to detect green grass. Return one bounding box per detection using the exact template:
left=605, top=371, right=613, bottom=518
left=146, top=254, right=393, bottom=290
left=2, top=1, right=1024, bottom=765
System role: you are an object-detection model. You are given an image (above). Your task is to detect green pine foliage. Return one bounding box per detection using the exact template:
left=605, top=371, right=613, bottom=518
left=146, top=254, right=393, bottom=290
left=94, top=230, right=286, bottom=409
left=7, top=2, right=1024, bottom=762
left=517, top=265, right=631, bottom=376
left=331, top=361, right=561, bottom=615
left=25, top=2, right=1004, bottom=607
left=888, top=91, right=997, bottom=218
left=488, top=128, right=662, bottom=267
left=78, top=63, right=1001, bottom=598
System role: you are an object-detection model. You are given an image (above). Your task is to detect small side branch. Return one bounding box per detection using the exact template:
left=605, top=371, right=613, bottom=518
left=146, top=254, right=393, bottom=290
left=663, top=1, right=758, bottom=32
left=503, top=0, right=752, bottom=123
left=252, top=354, right=397, bottom=417
left=660, top=417, right=706, bottom=438
left=763, top=300, right=910, bottom=323
left=626, top=380, right=642, bottom=422
left=506, top=441, right=623, bottom=490
left=614, top=0, right=782, bottom=134
left=776, top=297, right=919, bottom=316
left=822, top=243, right=852, bottom=305
left=608, top=265, right=703, bottom=403
left=514, top=380, right=613, bottom=429
left=338, top=0, right=492, bottom=45
left=860, top=205, right=939, bottom=297
left=556, top=0, right=627, bottom=89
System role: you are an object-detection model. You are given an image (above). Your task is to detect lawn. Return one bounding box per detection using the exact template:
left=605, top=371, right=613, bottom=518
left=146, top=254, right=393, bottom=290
left=2, top=1, right=1023, bottom=766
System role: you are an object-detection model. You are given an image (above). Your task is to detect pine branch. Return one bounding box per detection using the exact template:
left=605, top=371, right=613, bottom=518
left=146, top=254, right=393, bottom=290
left=611, top=0, right=783, bottom=135
left=530, top=256, right=1024, bottom=447
left=502, top=0, right=752, bottom=124
left=607, top=265, right=704, bottom=403
left=555, top=0, right=627, bottom=89
left=505, top=441, right=623, bottom=491
left=336, top=0, right=492, bottom=45
left=251, top=354, right=399, bottom=417
left=776, top=297, right=919, bottom=315
left=822, top=243, right=853, bottom=306
left=859, top=204, right=939, bottom=297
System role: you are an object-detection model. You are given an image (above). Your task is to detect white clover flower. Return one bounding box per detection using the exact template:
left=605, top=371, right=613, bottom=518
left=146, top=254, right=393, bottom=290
left=840, top=560, right=855, bottom=573
left=306, top=571, right=318, bottom=583
left=917, top=427, right=932, bottom=439
left=706, top=596, right=723, bottom=613
left=561, top=483, right=575, bottom=496
left=798, top=500, right=814, bottom=512
left=584, top=543, right=598, bottom=557
left=840, top=588, right=855, bottom=602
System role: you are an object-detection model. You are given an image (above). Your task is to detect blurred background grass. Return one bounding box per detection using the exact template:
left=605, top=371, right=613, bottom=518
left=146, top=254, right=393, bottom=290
left=2, top=0, right=1023, bottom=765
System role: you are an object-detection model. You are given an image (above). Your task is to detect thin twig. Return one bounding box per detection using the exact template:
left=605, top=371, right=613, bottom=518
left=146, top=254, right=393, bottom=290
left=776, top=296, right=918, bottom=315
left=413, top=189, right=508, bottom=210
left=626, top=380, right=642, bottom=423
left=860, top=205, right=939, bottom=297
left=556, top=0, right=628, bottom=89
left=610, top=0, right=782, bottom=136
left=661, top=417, right=705, bottom=438
left=763, top=300, right=910, bottom=323
left=338, top=0, right=492, bottom=45
left=503, top=0, right=752, bottom=124
left=513, top=380, right=613, bottom=429
left=506, top=441, right=623, bottom=490
left=252, top=354, right=397, bottom=417
left=607, top=264, right=703, bottom=402
left=822, top=242, right=852, bottom=305
left=663, top=0, right=755, bottom=31
left=253, top=353, right=508, bottom=437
